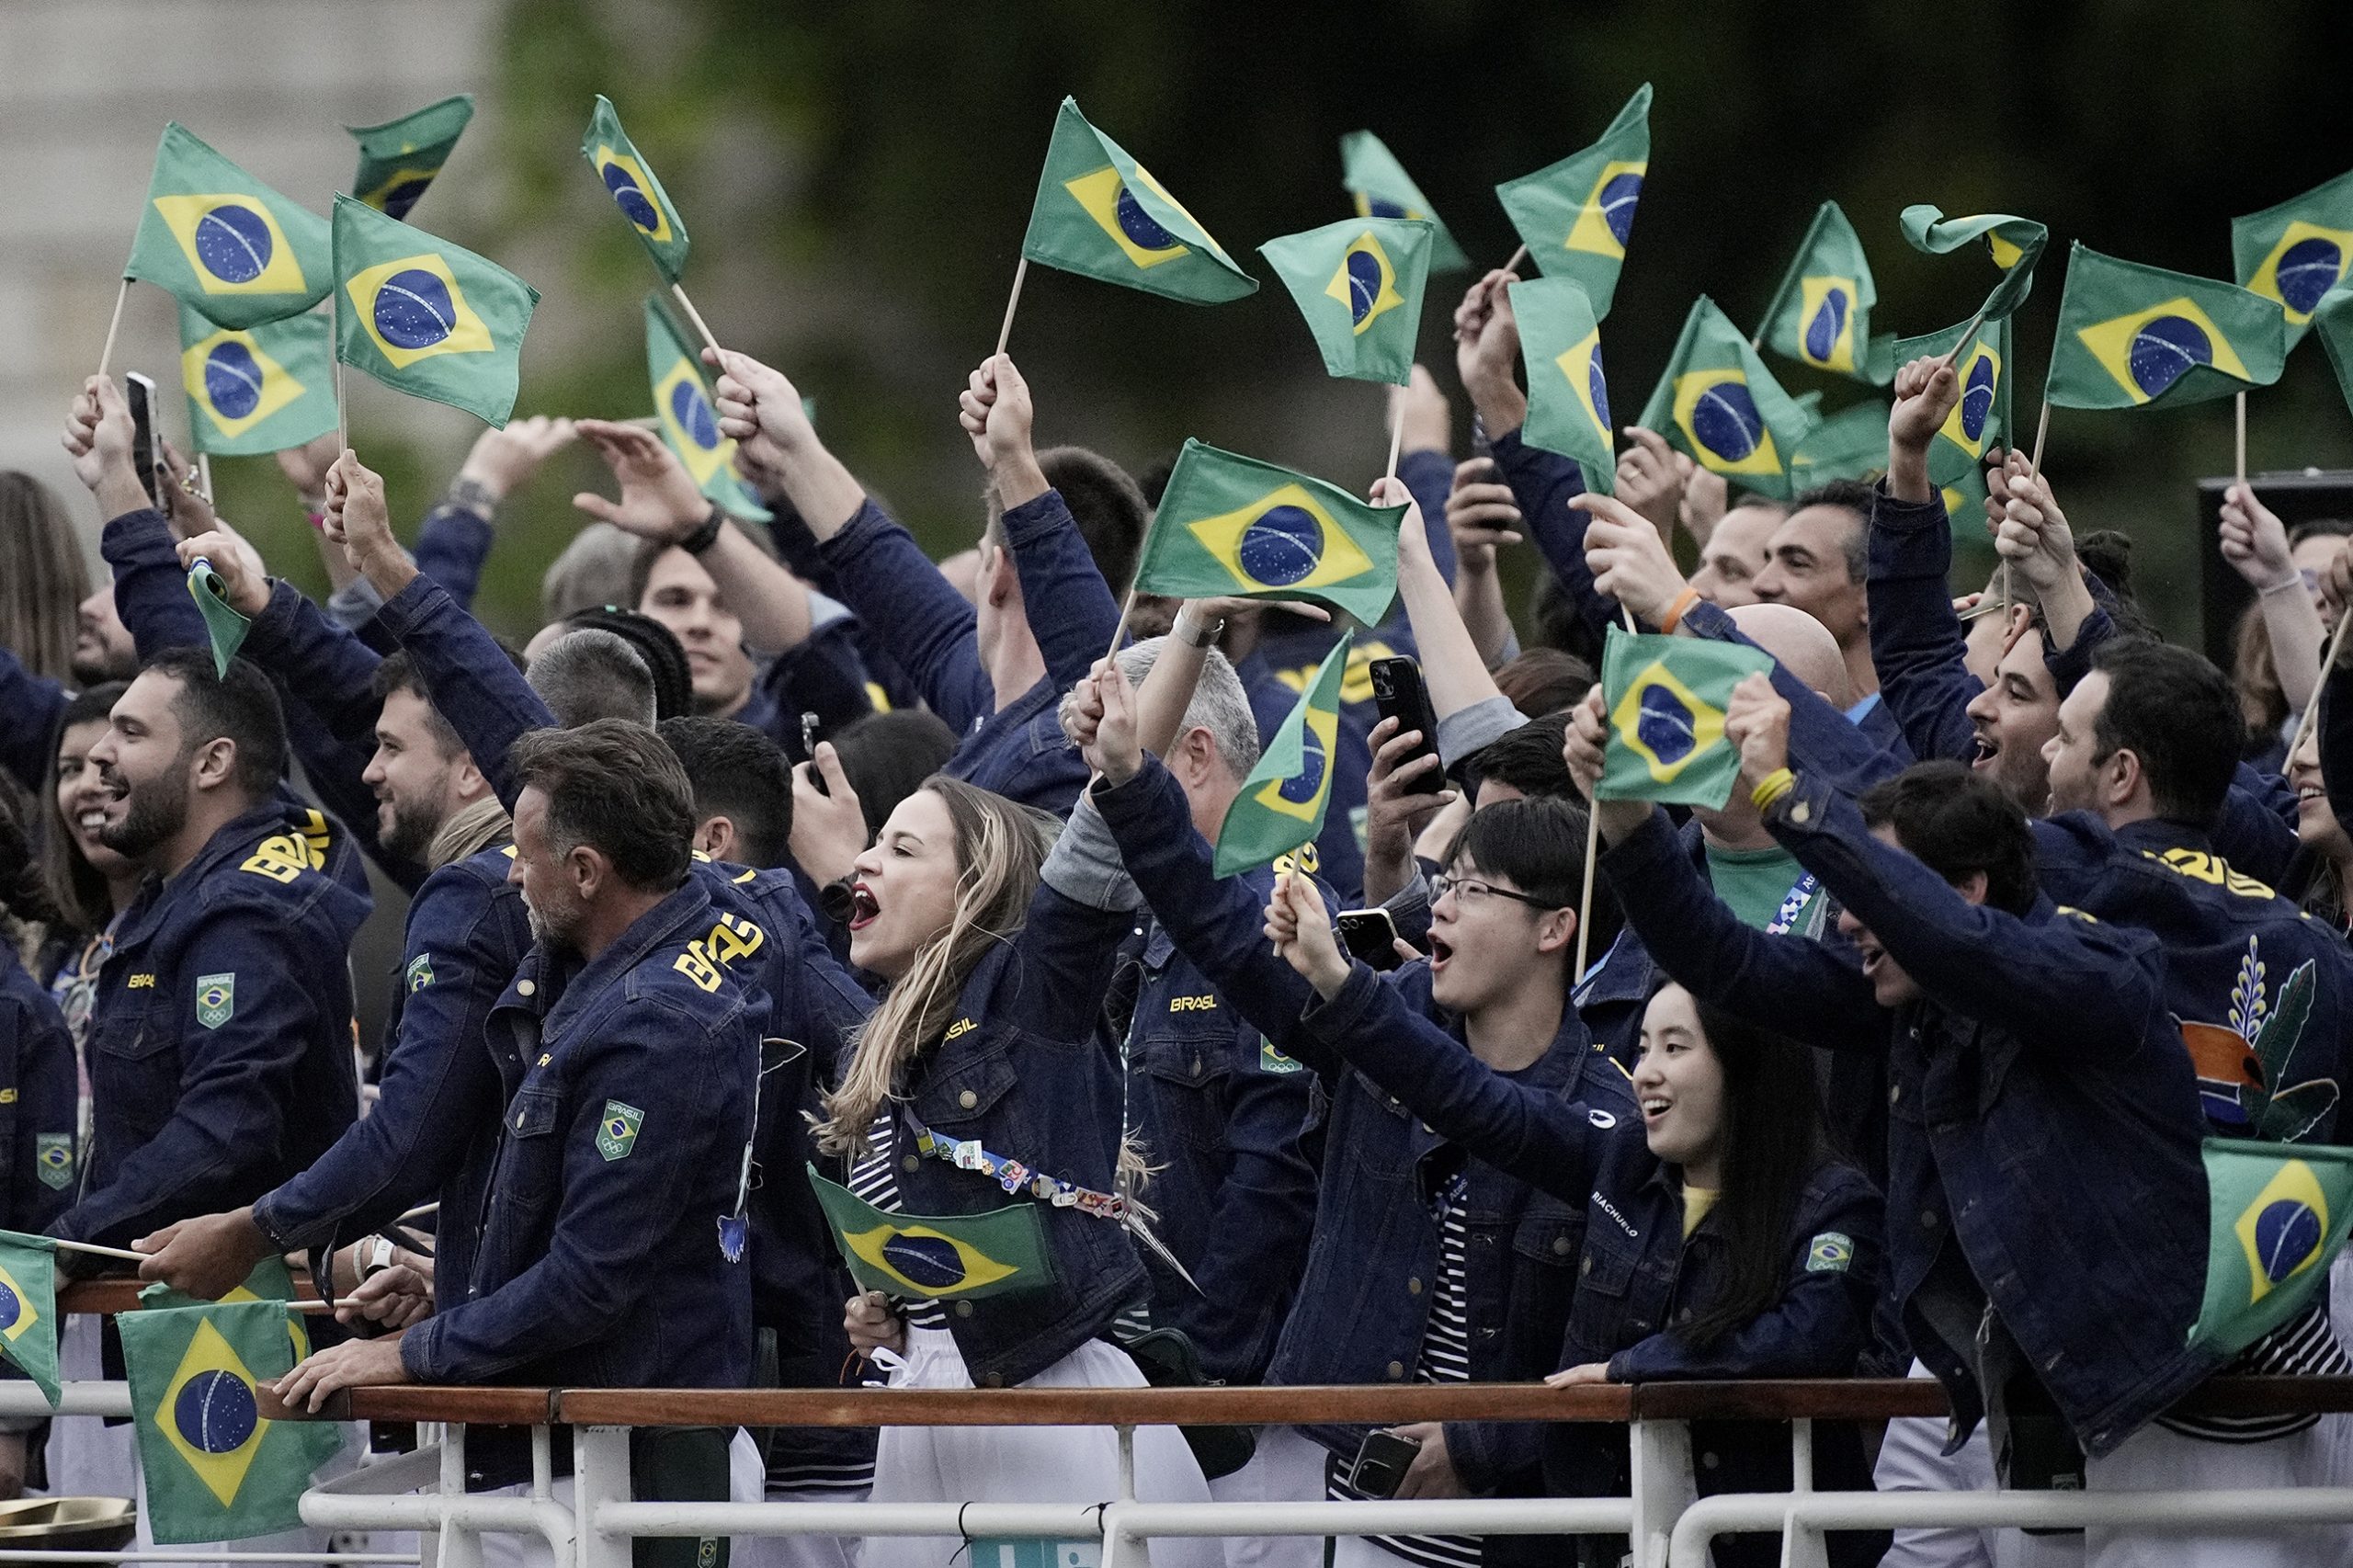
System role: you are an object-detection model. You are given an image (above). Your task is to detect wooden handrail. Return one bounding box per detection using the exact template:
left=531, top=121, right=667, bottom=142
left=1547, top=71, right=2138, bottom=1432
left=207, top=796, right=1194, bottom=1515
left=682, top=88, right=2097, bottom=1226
left=57, top=1277, right=324, bottom=1315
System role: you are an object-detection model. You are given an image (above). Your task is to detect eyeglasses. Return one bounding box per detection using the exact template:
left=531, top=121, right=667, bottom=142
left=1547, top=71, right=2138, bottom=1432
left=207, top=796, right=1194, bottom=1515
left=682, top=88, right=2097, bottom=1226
left=1431, top=872, right=1555, bottom=911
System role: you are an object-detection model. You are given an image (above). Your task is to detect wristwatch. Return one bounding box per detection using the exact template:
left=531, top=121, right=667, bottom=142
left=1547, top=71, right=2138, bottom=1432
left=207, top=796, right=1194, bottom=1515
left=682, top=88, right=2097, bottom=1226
left=1173, top=608, right=1225, bottom=649
left=358, top=1234, right=397, bottom=1283
left=679, top=506, right=725, bottom=555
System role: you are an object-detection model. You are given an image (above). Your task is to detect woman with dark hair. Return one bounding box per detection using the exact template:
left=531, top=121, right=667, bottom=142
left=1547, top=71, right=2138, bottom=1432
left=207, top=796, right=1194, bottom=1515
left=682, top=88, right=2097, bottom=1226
left=35, top=684, right=138, bottom=1108
left=0, top=472, right=90, bottom=689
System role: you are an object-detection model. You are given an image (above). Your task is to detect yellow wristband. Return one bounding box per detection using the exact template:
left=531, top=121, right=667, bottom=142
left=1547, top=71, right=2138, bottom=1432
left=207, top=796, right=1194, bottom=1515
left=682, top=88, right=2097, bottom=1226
left=1658, top=585, right=1702, bottom=635
left=1751, top=767, right=1797, bottom=812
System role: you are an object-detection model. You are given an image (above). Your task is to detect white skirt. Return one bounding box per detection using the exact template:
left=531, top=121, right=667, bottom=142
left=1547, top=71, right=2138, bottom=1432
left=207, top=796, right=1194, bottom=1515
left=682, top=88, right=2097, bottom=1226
left=863, top=1326, right=1219, bottom=1568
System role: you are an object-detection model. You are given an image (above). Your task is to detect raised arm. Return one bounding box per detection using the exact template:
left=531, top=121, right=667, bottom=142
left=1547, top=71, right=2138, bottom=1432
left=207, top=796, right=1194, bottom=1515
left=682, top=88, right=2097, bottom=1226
left=2218, top=482, right=2325, bottom=720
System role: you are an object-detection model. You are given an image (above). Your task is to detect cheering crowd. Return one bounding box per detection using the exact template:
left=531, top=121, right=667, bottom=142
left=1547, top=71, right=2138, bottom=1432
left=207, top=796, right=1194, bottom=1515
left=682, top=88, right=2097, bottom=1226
left=2, top=244, right=2352, bottom=1568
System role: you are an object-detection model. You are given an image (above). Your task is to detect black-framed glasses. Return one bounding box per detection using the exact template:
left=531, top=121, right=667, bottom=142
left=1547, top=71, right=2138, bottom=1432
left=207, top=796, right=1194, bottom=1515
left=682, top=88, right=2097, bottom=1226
left=1431, top=872, right=1555, bottom=911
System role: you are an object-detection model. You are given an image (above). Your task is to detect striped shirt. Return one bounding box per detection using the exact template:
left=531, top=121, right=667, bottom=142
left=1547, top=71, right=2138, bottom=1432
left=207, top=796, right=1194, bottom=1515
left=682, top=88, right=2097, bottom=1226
left=1326, top=1171, right=1479, bottom=1568
left=2159, top=1301, right=2348, bottom=1444
left=847, top=1109, right=948, bottom=1332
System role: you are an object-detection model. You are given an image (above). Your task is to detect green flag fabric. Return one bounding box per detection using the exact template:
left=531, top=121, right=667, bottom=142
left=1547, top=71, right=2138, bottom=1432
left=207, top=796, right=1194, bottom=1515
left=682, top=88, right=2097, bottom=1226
left=1495, top=84, right=1651, bottom=320
left=1899, top=205, right=2048, bottom=324
left=0, top=1233, right=60, bottom=1407
left=1789, top=400, right=1891, bottom=486
left=1216, top=635, right=1352, bottom=878
left=331, top=195, right=538, bottom=426
left=1020, top=98, right=1256, bottom=305
left=1892, top=314, right=2015, bottom=487
left=1596, top=627, right=1776, bottom=809
left=1338, top=131, right=1471, bottom=272
left=1635, top=296, right=1817, bottom=500
left=808, top=1166, right=1051, bottom=1301
left=2232, top=168, right=2353, bottom=346
left=120, top=1300, right=324, bottom=1543
left=2313, top=288, right=2353, bottom=415
left=646, top=298, right=769, bottom=520
left=2188, top=1140, right=2353, bottom=1361
left=123, top=123, right=332, bottom=330
left=583, top=96, right=691, bottom=283
left=2044, top=243, right=2288, bottom=412
left=187, top=562, right=251, bottom=677
left=1507, top=277, right=1616, bottom=494
left=346, top=95, right=476, bottom=221
left=1136, top=441, right=1404, bottom=626
left=1257, top=217, right=1434, bottom=385
left=1756, top=201, right=1894, bottom=385
left=178, top=304, right=338, bottom=457
left=137, top=1258, right=342, bottom=1471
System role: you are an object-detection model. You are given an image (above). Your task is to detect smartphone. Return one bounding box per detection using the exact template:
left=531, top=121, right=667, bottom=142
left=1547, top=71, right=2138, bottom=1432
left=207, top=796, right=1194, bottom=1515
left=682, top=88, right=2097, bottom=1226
left=1349, top=1429, right=1423, bottom=1499
left=800, top=711, right=829, bottom=794
left=1370, top=656, right=1443, bottom=783
left=123, top=371, right=167, bottom=512
left=1336, top=908, right=1404, bottom=971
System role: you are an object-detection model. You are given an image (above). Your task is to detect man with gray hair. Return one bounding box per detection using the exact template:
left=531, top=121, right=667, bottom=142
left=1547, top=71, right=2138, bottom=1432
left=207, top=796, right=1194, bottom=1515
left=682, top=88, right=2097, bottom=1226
left=525, top=628, right=657, bottom=728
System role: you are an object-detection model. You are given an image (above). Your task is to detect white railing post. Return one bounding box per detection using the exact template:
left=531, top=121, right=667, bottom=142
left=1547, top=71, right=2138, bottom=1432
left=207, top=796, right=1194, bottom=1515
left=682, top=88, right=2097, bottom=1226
left=437, top=1424, right=482, bottom=1568
left=1777, top=1418, right=1827, bottom=1568
left=1628, top=1415, right=1696, bottom=1568
left=573, top=1425, right=635, bottom=1568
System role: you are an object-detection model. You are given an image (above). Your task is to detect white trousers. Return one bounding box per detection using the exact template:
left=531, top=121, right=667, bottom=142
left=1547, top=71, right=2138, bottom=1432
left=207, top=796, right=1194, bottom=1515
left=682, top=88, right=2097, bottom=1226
left=2081, top=1418, right=2349, bottom=1568
left=480, top=1429, right=766, bottom=1568
left=862, top=1326, right=1218, bottom=1568
left=730, top=1476, right=870, bottom=1568
left=1873, top=1361, right=2081, bottom=1568
left=1214, top=1426, right=1326, bottom=1568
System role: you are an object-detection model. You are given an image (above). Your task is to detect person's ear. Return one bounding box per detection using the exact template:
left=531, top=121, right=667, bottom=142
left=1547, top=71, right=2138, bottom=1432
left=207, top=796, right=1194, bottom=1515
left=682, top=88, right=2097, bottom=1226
left=2108, top=747, right=2144, bottom=810
left=1954, top=869, right=1990, bottom=908
left=985, top=544, right=1020, bottom=609
left=452, top=755, right=491, bottom=805
left=694, top=814, right=735, bottom=863
left=568, top=843, right=607, bottom=903
left=188, top=736, right=236, bottom=793
left=1533, top=906, right=1576, bottom=955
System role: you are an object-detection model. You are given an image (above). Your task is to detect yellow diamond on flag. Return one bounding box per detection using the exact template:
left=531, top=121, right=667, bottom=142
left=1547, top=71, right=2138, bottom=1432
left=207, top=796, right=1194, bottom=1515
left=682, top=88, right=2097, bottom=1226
left=157, top=1318, right=271, bottom=1508
left=1184, top=483, right=1377, bottom=597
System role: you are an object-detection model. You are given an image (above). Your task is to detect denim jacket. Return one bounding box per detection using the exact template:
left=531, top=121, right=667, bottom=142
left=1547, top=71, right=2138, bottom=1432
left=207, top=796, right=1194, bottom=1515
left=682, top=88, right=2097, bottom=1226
left=0, top=953, right=80, bottom=1234
left=1602, top=784, right=2215, bottom=1458
left=252, top=843, right=530, bottom=1298
left=403, top=878, right=762, bottom=1389
left=1093, top=758, right=1633, bottom=1486
left=55, top=801, right=369, bottom=1254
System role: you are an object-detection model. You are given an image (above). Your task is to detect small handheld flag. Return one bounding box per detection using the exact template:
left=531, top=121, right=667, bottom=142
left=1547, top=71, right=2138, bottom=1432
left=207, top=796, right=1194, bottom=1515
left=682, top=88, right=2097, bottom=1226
left=1495, top=84, right=1651, bottom=320
left=645, top=298, right=769, bottom=520
left=2188, top=1140, right=2353, bottom=1361
left=186, top=561, right=250, bottom=677
left=1257, top=217, right=1435, bottom=386
left=331, top=195, right=539, bottom=426
left=346, top=96, right=476, bottom=221
left=178, top=304, right=338, bottom=457
left=0, top=1233, right=60, bottom=1407
left=1635, top=297, right=1817, bottom=499
left=119, top=1300, right=324, bottom=1543
left=1137, top=440, right=1404, bottom=626
left=808, top=1166, right=1051, bottom=1301
left=1507, top=277, right=1616, bottom=494
left=1596, top=628, right=1776, bottom=809
left=1893, top=314, right=2014, bottom=487
left=2232, top=168, right=2353, bottom=346
left=123, top=124, right=332, bottom=330
left=2044, top=243, right=2287, bottom=412
left=1019, top=98, right=1256, bottom=305
left=1338, top=131, right=1470, bottom=273
left=1217, top=635, right=1352, bottom=878
left=582, top=96, right=691, bottom=284
left=1899, top=205, right=2048, bottom=324
left=1756, top=201, right=1894, bottom=385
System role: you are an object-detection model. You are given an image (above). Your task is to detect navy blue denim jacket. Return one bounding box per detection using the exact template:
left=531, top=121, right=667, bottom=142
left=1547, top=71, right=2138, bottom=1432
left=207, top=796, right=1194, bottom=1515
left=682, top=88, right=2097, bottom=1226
left=1093, top=758, right=1635, bottom=1488
left=251, top=843, right=530, bottom=1298
left=1602, top=784, right=2215, bottom=1458
left=404, top=877, right=761, bottom=1388
left=0, top=953, right=81, bottom=1234
left=55, top=801, right=369, bottom=1254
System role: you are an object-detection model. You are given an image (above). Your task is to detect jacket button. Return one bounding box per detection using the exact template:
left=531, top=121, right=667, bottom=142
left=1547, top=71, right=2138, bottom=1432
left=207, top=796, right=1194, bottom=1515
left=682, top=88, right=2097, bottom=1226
left=982, top=1372, right=1003, bottom=1388
left=903, top=1154, right=921, bottom=1173
left=958, top=1089, right=977, bottom=1109
left=1790, top=801, right=1811, bottom=824
left=1386, top=1361, right=1405, bottom=1381
left=1700, top=1451, right=1720, bottom=1471
left=953, top=1300, right=974, bottom=1318
left=517, top=979, right=536, bottom=997
left=1192, top=1055, right=1204, bottom=1075
left=1920, top=1209, right=1940, bottom=1228
left=1888, top=1084, right=1901, bottom=1106
left=1407, top=1278, right=1423, bottom=1295
left=1677, top=1307, right=1693, bottom=1324
left=1554, top=1236, right=1574, bottom=1257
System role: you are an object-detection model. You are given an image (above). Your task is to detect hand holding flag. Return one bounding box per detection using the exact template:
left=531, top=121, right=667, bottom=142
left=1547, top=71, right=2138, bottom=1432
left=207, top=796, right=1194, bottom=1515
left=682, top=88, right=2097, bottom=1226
left=319, top=450, right=409, bottom=597
left=1453, top=269, right=1528, bottom=433
left=1074, top=656, right=1145, bottom=787
left=1264, top=859, right=1356, bottom=999
left=956, top=353, right=1047, bottom=505
left=1578, top=491, right=1692, bottom=627
left=1721, top=672, right=1792, bottom=794
left=1886, top=353, right=1963, bottom=502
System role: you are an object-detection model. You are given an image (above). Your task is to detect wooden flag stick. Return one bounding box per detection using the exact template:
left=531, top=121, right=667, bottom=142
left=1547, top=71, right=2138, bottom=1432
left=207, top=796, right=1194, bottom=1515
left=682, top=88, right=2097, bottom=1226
left=2235, top=391, right=2248, bottom=491
left=670, top=282, right=723, bottom=359
left=1936, top=302, right=1992, bottom=374
left=995, top=256, right=1029, bottom=359
left=2295, top=600, right=2353, bottom=745
left=196, top=453, right=213, bottom=506
left=1383, top=403, right=1406, bottom=483
left=1574, top=603, right=1642, bottom=977
left=51, top=1238, right=144, bottom=1263
left=1502, top=244, right=1529, bottom=276
left=286, top=1298, right=368, bottom=1314
left=1102, top=585, right=1139, bottom=665
left=332, top=289, right=349, bottom=453
left=2028, top=400, right=2051, bottom=472
left=96, top=278, right=131, bottom=379
left=395, top=1200, right=438, bottom=1223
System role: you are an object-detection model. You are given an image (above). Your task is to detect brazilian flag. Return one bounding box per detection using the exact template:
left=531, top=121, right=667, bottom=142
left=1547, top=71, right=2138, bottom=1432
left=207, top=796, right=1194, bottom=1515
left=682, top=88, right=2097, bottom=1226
left=1756, top=201, right=1894, bottom=386
left=346, top=96, right=476, bottom=221
left=187, top=559, right=251, bottom=678
left=1596, top=628, right=1775, bottom=809
left=1136, top=441, right=1404, bottom=626
left=119, top=1300, right=324, bottom=1543
left=1900, top=205, right=2048, bottom=324
left=1893, top=313, right=2014, bottom=489
left=2233, top=168, right=2353, bottom=346
left=178, top=304, right=338, bottom=456
left=808, top=1167, right=1050, bottom=1301
left=332, top=195, right=539, bottom=426
left=123, top=123, right=331, bottom=330
left=1507, top=277, right=1616, bottom=494
left=1338, top=130, right=1470, bottom=272
left=140, top=1258, right=343, bottom=1471
left=645, top=298, right=769, bottom=521
left=1019, top=98, right=1256, bottom=305
left=1216, top=635, right=1352, bottom=878
left=582, top=96, right=691, bottom=284
left=1257, top=217, right=1435, bottom=386
left=1494, top=83, right=1650, bottom=320
left=1635, top=297, right=1817, bottom=500
left=1788, top=400, right=1891, bottom=487
left=2188, top=1141, right=2353, bottom=1360
left=2044, top=244, right=2287, bottom=412
left=2313, top=288, right=2353, bottom=417
left=0, top=1233, right=59, bottom=1407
